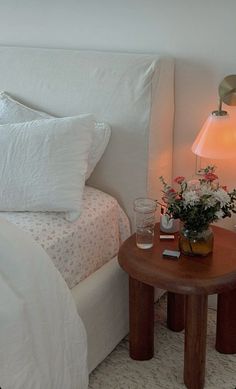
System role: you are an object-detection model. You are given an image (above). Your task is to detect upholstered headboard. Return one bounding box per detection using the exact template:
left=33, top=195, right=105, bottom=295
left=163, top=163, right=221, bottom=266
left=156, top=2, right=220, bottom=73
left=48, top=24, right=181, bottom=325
left=0, top=47, right=174, bottom=228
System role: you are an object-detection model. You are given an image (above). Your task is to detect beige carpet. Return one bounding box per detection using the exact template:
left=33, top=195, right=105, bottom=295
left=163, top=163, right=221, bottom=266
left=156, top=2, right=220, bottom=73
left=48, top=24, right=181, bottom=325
left=89, top=295, right=236, bottom=389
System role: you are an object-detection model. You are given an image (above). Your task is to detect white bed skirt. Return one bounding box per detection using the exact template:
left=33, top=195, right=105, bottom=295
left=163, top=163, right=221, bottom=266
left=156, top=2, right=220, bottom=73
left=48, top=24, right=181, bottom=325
left=71, top=258, right=129, bottom=373
left=72, top=257, right=165, bottom=373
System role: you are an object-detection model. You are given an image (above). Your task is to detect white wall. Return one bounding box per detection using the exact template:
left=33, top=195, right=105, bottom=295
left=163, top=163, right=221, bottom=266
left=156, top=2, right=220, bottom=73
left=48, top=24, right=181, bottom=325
left=1, top=0, right=236, bottom=230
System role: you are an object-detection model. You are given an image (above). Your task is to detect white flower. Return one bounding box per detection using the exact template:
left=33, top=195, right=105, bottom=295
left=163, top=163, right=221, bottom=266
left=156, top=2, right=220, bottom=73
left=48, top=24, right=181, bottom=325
left=199, top=184, right=213, bottom=197
left=213, top=188, right=230, bottom=207
left=187, top=179, right=201, bottom=190
left=182, top=190, right=199, bottom=206
left=215, top=210, right=224, bottom=219
left=204, top=196, right=217, bottom=209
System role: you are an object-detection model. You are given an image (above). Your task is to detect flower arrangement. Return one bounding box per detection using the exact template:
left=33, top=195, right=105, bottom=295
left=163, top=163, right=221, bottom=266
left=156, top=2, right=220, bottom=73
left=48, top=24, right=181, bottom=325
left=160, top=166, right=236, bottom=234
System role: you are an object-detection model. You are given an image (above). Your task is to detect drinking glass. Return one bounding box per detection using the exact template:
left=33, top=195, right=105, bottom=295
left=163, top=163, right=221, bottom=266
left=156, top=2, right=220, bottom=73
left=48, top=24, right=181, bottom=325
left=133, top=198, right=157, bottom=249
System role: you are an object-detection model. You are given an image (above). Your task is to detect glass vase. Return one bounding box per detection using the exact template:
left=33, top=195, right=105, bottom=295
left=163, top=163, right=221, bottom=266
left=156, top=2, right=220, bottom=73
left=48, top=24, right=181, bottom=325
left=178, top=225, right=214, bottom=257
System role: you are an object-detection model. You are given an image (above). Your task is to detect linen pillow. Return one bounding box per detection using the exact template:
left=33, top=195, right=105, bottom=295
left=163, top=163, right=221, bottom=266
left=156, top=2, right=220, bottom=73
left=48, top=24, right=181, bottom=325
left=0, top=91, right=111, bottom=179
left=0, top=115, right=94, bottom=221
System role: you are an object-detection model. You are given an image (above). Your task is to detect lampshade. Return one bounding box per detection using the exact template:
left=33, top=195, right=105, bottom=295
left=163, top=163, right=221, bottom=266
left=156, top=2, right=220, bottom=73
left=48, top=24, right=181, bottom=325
left=191, top=112, right=236, bottom=159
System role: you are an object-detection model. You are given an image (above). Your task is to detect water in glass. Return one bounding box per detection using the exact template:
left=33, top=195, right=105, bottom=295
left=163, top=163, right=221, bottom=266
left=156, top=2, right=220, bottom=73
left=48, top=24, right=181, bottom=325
left=134, top=198, right=157, bottom=249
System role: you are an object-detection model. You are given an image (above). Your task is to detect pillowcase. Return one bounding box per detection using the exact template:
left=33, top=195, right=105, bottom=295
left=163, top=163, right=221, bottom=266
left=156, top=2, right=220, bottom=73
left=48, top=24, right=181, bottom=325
left=0, top=115, right=94, bottom=221
left=0, top=91, right=111, bottom=179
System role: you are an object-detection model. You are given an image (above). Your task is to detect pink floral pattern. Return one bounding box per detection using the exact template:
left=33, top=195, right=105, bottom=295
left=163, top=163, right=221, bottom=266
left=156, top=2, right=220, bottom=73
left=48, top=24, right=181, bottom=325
left=1, top=186, right=130, bottom=289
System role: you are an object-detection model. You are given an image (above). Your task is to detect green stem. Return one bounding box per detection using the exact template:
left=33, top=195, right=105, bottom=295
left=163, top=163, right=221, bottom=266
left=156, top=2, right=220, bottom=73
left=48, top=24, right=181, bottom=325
left=189, top=239, right=194, bottom=254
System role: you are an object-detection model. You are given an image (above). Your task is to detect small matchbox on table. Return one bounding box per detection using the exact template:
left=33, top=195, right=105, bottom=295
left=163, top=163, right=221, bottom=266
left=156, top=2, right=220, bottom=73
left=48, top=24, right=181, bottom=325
left=162, top=249, right=180, bottom=259
left=160, top=234, right=175, bottom=240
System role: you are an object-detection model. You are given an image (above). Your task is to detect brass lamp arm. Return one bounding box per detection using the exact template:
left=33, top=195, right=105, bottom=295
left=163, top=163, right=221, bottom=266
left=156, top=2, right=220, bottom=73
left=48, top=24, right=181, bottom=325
left=218, top=74, right=236, bottom=106
left=212, top=75, right=236, bottom=116
left=212, top=99, right=227, bottom=116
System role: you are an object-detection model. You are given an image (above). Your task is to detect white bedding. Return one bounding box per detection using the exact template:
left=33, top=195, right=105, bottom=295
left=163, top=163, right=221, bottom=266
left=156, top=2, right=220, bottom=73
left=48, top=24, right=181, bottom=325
left=0, top=217, right=88, bottom=389
left=1, top=186, right=130, bottom=289
left=0, top=47, right=174, bottom=380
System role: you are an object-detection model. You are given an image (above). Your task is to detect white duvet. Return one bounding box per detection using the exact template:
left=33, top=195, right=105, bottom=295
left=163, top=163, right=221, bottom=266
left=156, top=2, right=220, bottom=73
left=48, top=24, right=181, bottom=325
left=0, top=217, right=88, bottom=389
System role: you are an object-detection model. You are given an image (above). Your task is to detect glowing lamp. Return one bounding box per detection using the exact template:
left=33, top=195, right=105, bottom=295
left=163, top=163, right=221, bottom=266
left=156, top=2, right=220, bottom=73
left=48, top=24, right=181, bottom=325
left=192, top=75, right=236, bottom=159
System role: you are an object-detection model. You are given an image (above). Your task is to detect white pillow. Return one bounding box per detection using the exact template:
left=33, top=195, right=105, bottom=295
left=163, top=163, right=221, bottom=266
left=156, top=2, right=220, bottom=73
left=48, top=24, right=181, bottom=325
left=0, top=91, right=111, bottom=179
left=0, top=115, right=94, bottom=221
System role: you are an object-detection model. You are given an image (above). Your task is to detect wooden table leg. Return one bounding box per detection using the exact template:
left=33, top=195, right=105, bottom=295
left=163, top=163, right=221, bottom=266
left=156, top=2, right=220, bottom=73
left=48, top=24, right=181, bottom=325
left=184, top=295, right=208, bottom=389
left=167, top=292, right=185, bottom=332
left=129, top=276, right=154, bottom=360
left=216, top=288, right=236, bottom=354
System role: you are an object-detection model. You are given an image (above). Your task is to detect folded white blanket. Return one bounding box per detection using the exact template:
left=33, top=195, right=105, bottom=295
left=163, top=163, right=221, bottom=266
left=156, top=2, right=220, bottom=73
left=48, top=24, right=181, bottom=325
left=0, top=217, right=88, bottom=389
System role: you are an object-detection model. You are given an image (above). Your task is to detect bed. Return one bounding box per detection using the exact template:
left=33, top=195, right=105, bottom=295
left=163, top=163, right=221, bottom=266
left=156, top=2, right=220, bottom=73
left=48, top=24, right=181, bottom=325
left=0, top=47, right=174, bottom=380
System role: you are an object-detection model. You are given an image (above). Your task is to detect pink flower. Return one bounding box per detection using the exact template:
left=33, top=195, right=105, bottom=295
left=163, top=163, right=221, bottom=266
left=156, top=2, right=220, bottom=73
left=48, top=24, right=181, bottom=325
left=221, top=185, right=228, bottom=191
left=162, top=188, right=179, bottom=204
left=167, top=188, right=176, bottom=195
left=167, top=188, right=180, bottom=201
left=174, top=176, right=185, bottom=184
left=204, top=172, right=218, bottom=182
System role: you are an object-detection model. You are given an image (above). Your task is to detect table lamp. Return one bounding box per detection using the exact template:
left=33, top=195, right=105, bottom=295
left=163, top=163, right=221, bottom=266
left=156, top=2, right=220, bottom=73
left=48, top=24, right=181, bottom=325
left=192, top=75, right=236, bottom=159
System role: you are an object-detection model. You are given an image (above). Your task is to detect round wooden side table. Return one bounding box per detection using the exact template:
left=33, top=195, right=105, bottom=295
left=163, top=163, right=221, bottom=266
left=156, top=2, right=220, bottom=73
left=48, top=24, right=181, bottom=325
left=118, top=224, right=236, bottom=389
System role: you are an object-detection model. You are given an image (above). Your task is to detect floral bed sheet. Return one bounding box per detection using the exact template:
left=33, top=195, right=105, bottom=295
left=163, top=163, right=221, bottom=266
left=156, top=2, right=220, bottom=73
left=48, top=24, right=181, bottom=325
left=1, top=186, right=130, bottom=289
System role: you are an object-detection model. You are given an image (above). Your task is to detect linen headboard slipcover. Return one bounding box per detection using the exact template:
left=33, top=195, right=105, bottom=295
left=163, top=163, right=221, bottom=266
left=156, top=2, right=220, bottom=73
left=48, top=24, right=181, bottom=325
left=0, top=47, right=174, bottom=228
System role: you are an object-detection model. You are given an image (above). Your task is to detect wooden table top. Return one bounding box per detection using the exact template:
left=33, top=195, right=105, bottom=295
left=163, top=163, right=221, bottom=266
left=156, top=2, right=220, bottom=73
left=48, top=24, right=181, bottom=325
left=118, top=224, right=236, bottom=295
